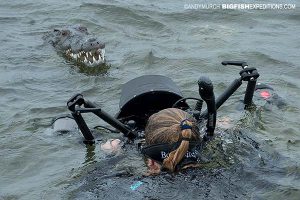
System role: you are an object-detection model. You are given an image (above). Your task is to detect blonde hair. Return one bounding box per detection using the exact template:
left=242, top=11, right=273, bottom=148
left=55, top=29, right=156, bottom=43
left=145, top=108, right=201, bottom=172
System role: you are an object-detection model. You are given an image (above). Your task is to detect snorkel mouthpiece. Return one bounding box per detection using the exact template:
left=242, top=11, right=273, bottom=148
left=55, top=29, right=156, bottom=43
left=260, top=91, right=271, bottom=100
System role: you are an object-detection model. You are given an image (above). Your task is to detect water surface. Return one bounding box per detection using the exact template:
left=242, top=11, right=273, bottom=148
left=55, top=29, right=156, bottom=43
left=0, top=0, right=299, bottom=199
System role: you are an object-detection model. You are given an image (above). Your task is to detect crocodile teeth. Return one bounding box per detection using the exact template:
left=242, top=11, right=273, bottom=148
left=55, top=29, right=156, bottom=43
left=65, top=48, right=105, bottom=65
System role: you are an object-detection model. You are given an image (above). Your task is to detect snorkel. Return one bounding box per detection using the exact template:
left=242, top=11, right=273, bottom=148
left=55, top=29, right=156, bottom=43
left=198, top=76, right=216, bottom=139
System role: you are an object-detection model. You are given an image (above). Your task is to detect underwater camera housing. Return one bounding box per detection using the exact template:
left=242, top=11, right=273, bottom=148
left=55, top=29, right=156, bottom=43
left=65, top=61, right=260, bottom=144
left=116, top=75, right=189, bottom=129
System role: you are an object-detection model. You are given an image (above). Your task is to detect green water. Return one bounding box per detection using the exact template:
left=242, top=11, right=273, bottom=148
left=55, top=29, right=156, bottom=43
left=0, top=0, right=299, bottom=199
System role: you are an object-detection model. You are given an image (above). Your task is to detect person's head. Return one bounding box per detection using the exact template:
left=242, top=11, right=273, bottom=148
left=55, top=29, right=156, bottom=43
left=144, top=108, right=201, bottom=174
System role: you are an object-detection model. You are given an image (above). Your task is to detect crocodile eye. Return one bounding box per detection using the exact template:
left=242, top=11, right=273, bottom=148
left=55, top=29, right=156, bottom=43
left=79, top=27, right=87, bottom=32
left=61, top=31, right=67, bottom=36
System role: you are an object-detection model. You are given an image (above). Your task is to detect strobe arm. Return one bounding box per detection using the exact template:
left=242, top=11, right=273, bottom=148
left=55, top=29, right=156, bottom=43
left=222, top=61, right=260, bottom=108
left=68, top=94, right=95, bottom=144
left=200, top=77, right=243, bottom=118
left=83, top=100, right=137, bottom=139
left=221, top=61, right=248, bottom=68
left=198, top=77, right=216, bottom=138
left=67, top=94, right=137, bottom=144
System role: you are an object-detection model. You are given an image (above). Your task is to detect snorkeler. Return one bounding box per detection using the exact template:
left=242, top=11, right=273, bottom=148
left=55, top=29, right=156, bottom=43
left=100, top=108, right=201, bottom=175
left=101, top=108, right=202, bottom=175
left=99, top=107, right=241, bottom=175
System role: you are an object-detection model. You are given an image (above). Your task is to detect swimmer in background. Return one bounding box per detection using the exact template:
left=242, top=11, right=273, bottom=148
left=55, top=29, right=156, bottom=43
left=254, top=83, right=286, bottom=110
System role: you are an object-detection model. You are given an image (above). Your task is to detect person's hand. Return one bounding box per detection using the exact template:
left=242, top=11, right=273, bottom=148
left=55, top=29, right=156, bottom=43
left=145, top=159, right=161, bottom=176
left=100, top=139, right=122, bottom=154
left=217, top=116, right=233, bottom=129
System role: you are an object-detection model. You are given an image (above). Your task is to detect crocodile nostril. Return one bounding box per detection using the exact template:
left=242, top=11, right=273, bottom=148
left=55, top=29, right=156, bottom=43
left=88, top=38, right=96, bottom=42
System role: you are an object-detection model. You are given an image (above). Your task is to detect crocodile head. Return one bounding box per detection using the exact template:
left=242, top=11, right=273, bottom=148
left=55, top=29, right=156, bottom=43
left=44, top=25, right=105, bottom=66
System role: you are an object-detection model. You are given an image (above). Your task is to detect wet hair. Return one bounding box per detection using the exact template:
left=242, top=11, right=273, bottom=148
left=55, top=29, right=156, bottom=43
left=144, top=108, right=201, bottom=172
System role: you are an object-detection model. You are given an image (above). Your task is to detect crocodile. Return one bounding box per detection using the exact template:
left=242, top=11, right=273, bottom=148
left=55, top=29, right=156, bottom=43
left=43, top=25, right=105, bottom=67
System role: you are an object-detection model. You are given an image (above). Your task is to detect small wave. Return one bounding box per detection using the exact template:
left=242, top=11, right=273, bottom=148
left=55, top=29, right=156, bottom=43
left=80, top=3, right=167, bottom=32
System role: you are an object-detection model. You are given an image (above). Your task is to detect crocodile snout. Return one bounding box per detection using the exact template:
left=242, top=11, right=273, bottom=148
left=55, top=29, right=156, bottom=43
left=82, top=38, right=105, bottom=52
